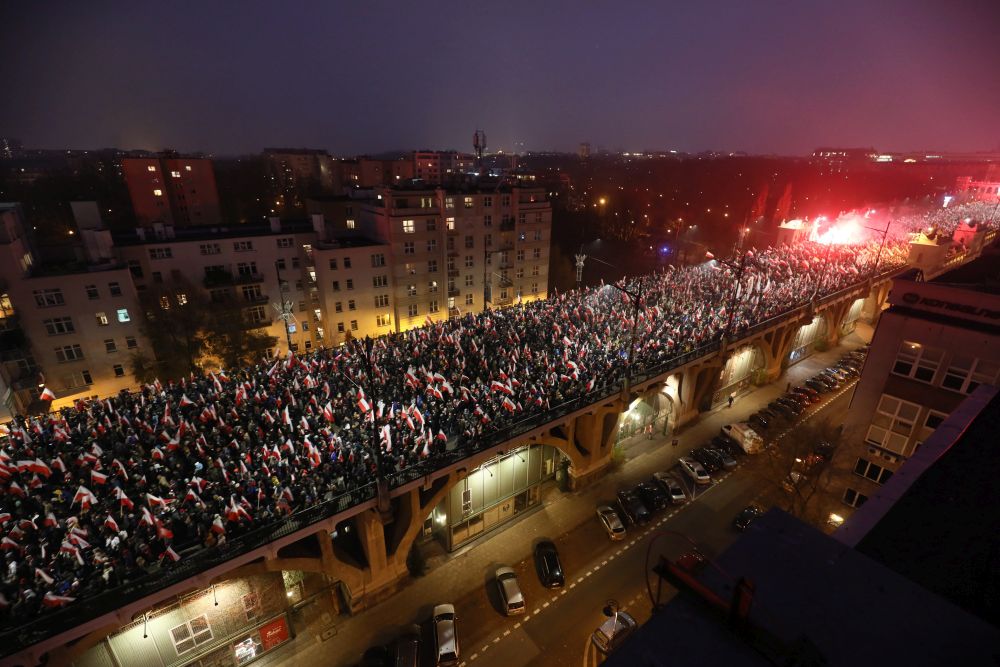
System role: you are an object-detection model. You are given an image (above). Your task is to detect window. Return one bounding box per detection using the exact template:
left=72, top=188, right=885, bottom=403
left=113, top=364, right=125, bottom=377
left=865, top=394, right=920, bottom=454
left=519, top=212, right=526, bottom=225
left=343, top=257, right=351, bottom=269
left=348, top=300, right=356, bottom=311
left=85, top=285, right=99, bottom=300
left=43, top=317, right=75, bottom=335
left=233, top=241, right=254, bottom=252
left=428, top=280, right=438, bottom=294
left=170, top=615, right=213, bottom=655
left=428, top=260, right=438, bottom=273
left=465, top=293, right=474, bottom=305
left=533, top=248, right=541, bottom=259
left=337, top=322, right=345, bottom=333
left=407, top=284, right=417, bottom=297
left=373, top=275, right=388, bottom=288
left=335, top=302, right=343, bottom=313
left=329, top=258, right=338, bottom=270
left=924, top=411, right=947, bottom=430
left=148, top=247, right=172, bottom=260
left=126, top=336, right=137, bottom=349
left=420, top=197, right=434, bottom=209
left=291, top=256, right=300, bottom=269
left=371, top=253, right=386, bottom=267
left=236, top=262, right=257, bottom=277
left=402, top=220, right=415, bottom=234
left=484, top=234, right=492, bottom=247
left=55, top=344, right=84, bottom=362
left=427, top=239, right=437, bottom=253
left=446, top=217, right=455, bottom=230
left=407, top=304, right=418, bottom=317
left=531, top=265, right=540, bottom=276
left=461, top=235, right=473, bottom=250
left=942, top=356, right=999, bottom=394
left=246, top=306, right=268, bottom=324
left=516, top=268, right=524, bottom=278
left=534, top=229, right=543, bottom=241
left=842, top=488, right=868, bottom=509
left=483, top=196, right=492, bottom=208
left=403, top=242, right=415, bottom=255
left=891, top=341, right=942, bottom=383
left=331, top=280, right=340, bottom=292
left=346, top=279, right=354, bottom=290
left=346, top=219, right=356, bottom=230
left=200, top=243, right=221, bottom=255
left=429, top=300, right=439, bottom=313
left=276, top=237, right=293, bottom=248
left=531, top=282, right=539, bottom=294
left=484, top=214, right=492, bottom=227
left=276, top=258, right=286, bottom=270
left=376, top=314, right=391, bottom=327
left=96, top=312, right=109, bottom=326
left=116, top=308, right=131, bottom=323
left=242, top=593, right=261, bottom=622
left=445, top=197, right=454, bottom=209
left=350, top=320, right=358, bottom=331
left=33, top=288, right=64, bottom=308
left=375, top=294, right=389, bottom=308
left=153, top=189, right=163, bottom=197
left=517, top=249, right=525, bottom=261
left=64, top=370, right=93, bottom=388
left=465, top=274, right=474, bottom=287
left=242, top=285, right=263, bottom=302
left=104, top=339, right=117, bottom=353
left=426, top=218, right=437, bottom=232
left=447, top=258, right=456, bottom=272
left=464, top=196, right=474, bottom=209
left=854, top=458, right=893, bottom=484
left=501, top=195, right=511, bottom=207
left=146, top=165, right=156, bottom=172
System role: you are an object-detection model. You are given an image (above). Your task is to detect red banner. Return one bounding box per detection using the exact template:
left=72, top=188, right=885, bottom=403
left=259, top=616, right=290, bottom=651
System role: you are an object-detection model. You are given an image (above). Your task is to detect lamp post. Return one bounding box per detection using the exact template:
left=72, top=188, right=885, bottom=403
left=862, top=220, right=892, bottom=279
left=273, top=260, right=294, bottom=351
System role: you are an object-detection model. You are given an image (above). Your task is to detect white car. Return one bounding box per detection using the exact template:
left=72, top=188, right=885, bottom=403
left=495, top=566, right=526, bottom=616
left=679, top=456, right=711, bottom=485
left=433, top=603, right=459, bottom=665
left=596, top=505, right=626, bottom=540
left=591, top=610, right=637, bottom=654
left=653, top=471, right=688, bottom=504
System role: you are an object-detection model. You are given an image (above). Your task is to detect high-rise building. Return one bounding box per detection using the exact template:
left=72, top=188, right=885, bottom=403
left=840, top=247, right=1000, bottom=516
left=263, top=149, right=337, bottom=212
left=122, top=155, right=221, bottom=226
left=411, top=151, right=475, bottom=184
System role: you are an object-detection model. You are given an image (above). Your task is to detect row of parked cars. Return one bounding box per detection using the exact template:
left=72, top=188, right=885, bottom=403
left=747, top=348, right=867, bottom=432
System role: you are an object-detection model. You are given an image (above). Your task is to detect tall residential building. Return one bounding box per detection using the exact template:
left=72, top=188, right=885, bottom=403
left=0, top=184, right=552, bottom=413
left=362, top=185, right=551, bottom=331
left=840, top=248, right=1000, bottom=516
left=263, top=149, right=337, bottom=212
left=122, top=155, right=221, bottom=226
left=411, top=151, right=476, bottom=184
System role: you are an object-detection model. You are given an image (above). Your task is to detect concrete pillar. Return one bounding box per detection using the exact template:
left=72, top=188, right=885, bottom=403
left=567, top=399, right=624, bottom=489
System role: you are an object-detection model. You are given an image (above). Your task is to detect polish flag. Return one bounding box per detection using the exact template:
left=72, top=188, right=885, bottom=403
left=104, top=515, right=119, bottom=532
left=31, top=459, right=52, bottom=477
left=35, top=568, right=55, bottom=585
left=162, top=546, right=181, bottom=562
left=282, top=406, right=292, bottom=427
left=115, top=487, right=134, bottom=510
left=42, top=593, right=76, bottom=607
left=211, top=516, right=225, bottom=534
left=140, top=507, right=155, bottom=526
left=0, top=512, right=10, bottom=524
left=40, top=387, right=56, bottom=401
left=44, top=512, right=59, bottom=528
left=72, top=485, right=96, bottom=508
left=91, top=470, right=108, bottom=485
left=146, top=493, right=166, bottom=508
left=8, top=481, right=25, bottom=497
left=1, top=537, right=19, bottom=551
left=179, top=394, right=195, bottom=407
left=322, top=402, right=335, bottom=423
left=51, top=457, right=66, bottom=473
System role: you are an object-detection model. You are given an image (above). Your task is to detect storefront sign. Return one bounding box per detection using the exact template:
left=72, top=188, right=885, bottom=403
left=259, top=616, right=290, bottom=651
left=901, top=292, right=1000, bottom=320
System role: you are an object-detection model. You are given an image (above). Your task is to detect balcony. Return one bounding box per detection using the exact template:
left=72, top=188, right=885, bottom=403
left=242, top=293, right=270, bottom=305
left=499, top=220, right=516, bottom=232
left=448, top=288, right=461, bottom=297
left=447, top=269, right=460, bottom=278
left=202, top=271, right=234, bottom=288
left=234, top=272, right=265, bottom=285
left=243, top=317, right=273, bottom=329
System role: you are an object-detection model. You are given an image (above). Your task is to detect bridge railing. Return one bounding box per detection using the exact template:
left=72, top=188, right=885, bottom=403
left=0, top=484, right=377, bottom=659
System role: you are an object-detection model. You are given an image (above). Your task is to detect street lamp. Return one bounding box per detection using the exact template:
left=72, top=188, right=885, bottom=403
left=862, top=220, right=892, bottom=279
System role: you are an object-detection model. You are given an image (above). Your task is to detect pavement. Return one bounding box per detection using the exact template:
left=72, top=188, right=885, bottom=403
left=261, top=332, right=868, bottom=667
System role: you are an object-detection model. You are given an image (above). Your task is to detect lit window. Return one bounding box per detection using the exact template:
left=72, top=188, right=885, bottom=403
left=153, top=189, right=163, bottom=197
left=146, top=165, right=156, bottom=172
left=116, top=308, right=131, bottom=323
left=96, top=312, right=109, bottom=326
left=185, top=165, right=192, bottom=171
left=402, top=220, right=415, bottom=234
left=346, top=219, right=356, bottom=229
left=170, top=171, right=181, bottom=178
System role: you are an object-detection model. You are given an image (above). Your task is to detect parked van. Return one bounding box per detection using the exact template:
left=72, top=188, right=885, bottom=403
left=721, top=423, right=763, bottom=454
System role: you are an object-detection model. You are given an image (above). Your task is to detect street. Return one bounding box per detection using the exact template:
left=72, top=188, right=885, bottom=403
left=263, top=337, right=863, bottom=667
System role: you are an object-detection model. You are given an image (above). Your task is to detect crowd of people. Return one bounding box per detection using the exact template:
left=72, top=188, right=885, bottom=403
left=0, top=218, right=980, bottom=621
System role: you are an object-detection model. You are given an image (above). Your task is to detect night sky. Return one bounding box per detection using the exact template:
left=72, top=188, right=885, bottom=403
left=5, top=0, right=999, bottom=156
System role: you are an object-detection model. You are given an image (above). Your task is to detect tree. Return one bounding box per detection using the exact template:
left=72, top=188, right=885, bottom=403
left=128, top=349, right=159, bottom=385
left=200, top=299, right=278, bottom=371
left=136, top=277, right=211, bottom=380
left=751, top=417, right=854, bottom=530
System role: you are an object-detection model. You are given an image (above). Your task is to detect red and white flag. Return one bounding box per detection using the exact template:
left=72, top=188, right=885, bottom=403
left=162, top=546, right=181, bottom=562
left=104, top=515, right=119, bottom=532
left=42, top=593, right=75, bottom=607
left=40, top=387, right=56, bottom=401
left=91, top=470, right=108, bottom=485
left=115, top=487, right=134, bottom=510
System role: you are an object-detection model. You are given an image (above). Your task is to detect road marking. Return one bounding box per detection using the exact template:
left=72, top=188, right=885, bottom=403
left=615, top=549, right=623, bottom=556
left=569, top=581, right=577, bottom=589
left=576, top=577, right=584, bottom=584
left=513, top=622, right=521, bottom=629
left=561, top=589, right=567, bottom=595
left=543, top=601, right=550, bottom=608
left=602, top=559, right=608, bottom=566
left=503, top=629, right=511, bottom=637
left=469, top=654, right=478, bottom=662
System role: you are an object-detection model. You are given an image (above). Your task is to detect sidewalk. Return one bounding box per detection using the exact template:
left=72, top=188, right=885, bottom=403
left=264, top=337, right=865, bottom=666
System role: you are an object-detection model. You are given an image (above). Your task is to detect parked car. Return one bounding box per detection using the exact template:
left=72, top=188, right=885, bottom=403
left=749, top=412, right=771, bottom=431
left=782, top=471, right=808, bottom=493
left=653, top=471, right=688, bottom=504
left=534, top=540, right=565, bottom=588
left=617, top=489, right=651, bottom=525
left=360, top=645, right=390, bottom=667
left=392, top=625, right=422, bottom=667
left=705, top=446, right=737, bottom=470
left=597, top=505, right=626, bottom=540
left=496, top=567, right=526, bottom=616
left=835, top=363, right=860, bottom=378
left=825, top=367, right=851, bottom=382
left=814, top=440, right=836, bottom=461
left=793, top=385, right=821, bottom=402
left=733, top=505, right=764, bottom=531
left=776, top=396, right=804, bottom=415
left=807, top=376, right=835, bottom=392
left=591, top=610, right=638, bottom=654
left=597, top=505, right=625, bottom=541
left=767, top=401, right=796, bottom=419
left=712, top=434, right=745, bottom=458
left=679, top=456, right=712, bottom=485
left=817, top=371, right=843, bottom=388
left=433, top=604, right=460, bottom=665
left=691, top=447, right=721, bottom=473
left=635, top=480, right=670, bottom=512
left=781, top=392, right=809, bottom=409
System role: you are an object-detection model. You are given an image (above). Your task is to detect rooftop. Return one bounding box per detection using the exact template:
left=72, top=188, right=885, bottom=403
left=110, top=220, right=380, bottom=248
left=930, top=244, right=1000, bottom=294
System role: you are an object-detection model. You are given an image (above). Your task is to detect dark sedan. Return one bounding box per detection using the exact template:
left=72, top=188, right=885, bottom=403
left=691, top=447, right=721, bottom=473
left=768, top=401, right=796, bottom=419
left=534, top=540, right=565, bottom=588
left=635, top=480, right=670, bottom=512
left=617, top=489, right=651, bottom=525
left=734, top=505, right=764, bottom=531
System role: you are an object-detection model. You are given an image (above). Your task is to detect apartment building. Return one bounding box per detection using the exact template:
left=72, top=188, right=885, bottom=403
left=362, top=185, right=551, bottom=331
left=411, top=151, right=476, bottom=184
left=263, top=149, right=337, bottom=212
left=841, top=250, right=1000, bottom=515
left=122, top=155, right=221, bottom=226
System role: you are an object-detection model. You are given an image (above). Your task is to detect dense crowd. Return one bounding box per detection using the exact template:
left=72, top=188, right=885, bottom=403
left=0, top=229, right=956, bottom=621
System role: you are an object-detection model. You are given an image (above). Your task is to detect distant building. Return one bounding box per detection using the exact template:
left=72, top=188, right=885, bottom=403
left=0, top=137, right=22, bottom=160
left=122, top=154, right=221, bottom=226
left=954, top=175, right=1000, bottom=202
left=841, top=247, right=1000, bottom=517
left=411, top=151, right=476, bottom=185
left=578, top=142, right=591, bottom=159
left=263, top=148, right=337, bottom=212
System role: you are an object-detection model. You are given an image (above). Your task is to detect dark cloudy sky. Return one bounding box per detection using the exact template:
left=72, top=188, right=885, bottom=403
left=4, top=0, right=999, bottom=156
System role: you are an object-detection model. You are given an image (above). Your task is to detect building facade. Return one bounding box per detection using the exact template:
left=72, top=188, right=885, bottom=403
left=122, top=155, right=221, bottom=227
left=841, top=253, right=1000, bottom=515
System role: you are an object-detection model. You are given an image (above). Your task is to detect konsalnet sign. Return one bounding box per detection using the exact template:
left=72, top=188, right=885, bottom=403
left=899, top=291, right=1000, bottom=322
